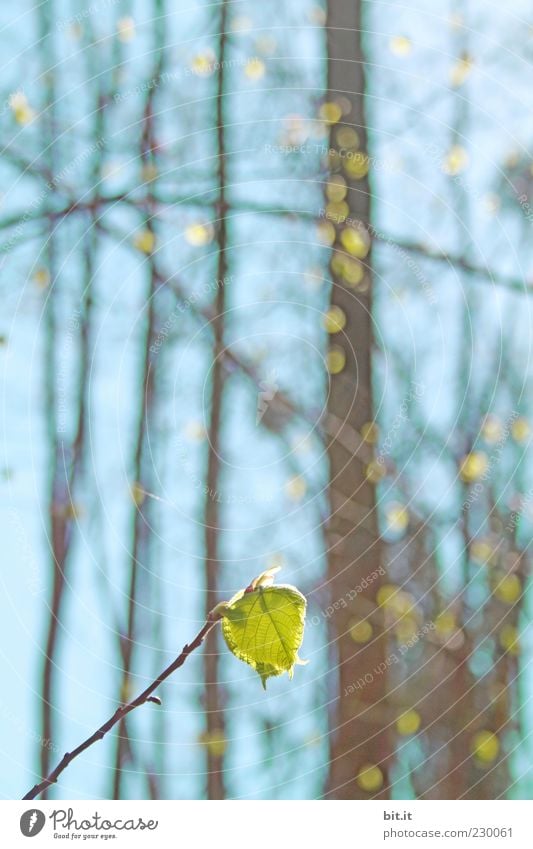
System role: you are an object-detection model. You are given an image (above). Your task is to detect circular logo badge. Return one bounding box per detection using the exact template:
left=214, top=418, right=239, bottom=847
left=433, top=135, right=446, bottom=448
left=20, top=810, right=46, bottom=837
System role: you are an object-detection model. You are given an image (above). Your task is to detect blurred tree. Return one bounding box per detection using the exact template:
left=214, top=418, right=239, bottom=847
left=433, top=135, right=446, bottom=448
left=324, top=0, right=391, bottom=799
left=112, top=0, right=166, bottom=799
left=1, top=0, right=531, bottom=803
left=201, top=0, right=229, bottom=801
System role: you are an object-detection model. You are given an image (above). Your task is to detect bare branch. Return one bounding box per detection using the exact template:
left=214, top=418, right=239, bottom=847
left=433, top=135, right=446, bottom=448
left=374, top=231, right=531, bottom=296
left=23, top=618, right=218, bottom=801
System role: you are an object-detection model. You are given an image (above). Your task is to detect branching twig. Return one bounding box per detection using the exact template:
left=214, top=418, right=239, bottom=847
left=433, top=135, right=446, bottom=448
left=23, top=617, right=219, bottom=801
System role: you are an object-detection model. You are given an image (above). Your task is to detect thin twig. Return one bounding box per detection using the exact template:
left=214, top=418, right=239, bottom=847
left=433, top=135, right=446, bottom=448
left=23, top=617, right=218, bottom=801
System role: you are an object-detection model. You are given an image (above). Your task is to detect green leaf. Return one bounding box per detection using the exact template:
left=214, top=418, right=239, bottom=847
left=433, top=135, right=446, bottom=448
left=220, top=579, right=307, bottom=689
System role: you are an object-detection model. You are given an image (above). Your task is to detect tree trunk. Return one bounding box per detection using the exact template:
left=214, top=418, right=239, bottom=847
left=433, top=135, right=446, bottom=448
left=325, top=0, right=391, bottom=799
left=202, top=0, right=229, bottom=801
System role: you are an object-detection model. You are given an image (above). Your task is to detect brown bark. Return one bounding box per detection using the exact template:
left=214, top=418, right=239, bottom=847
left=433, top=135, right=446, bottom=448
left=325, top=0, right=391, bottom=799
left=202, top=0, right=229, bottom=801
